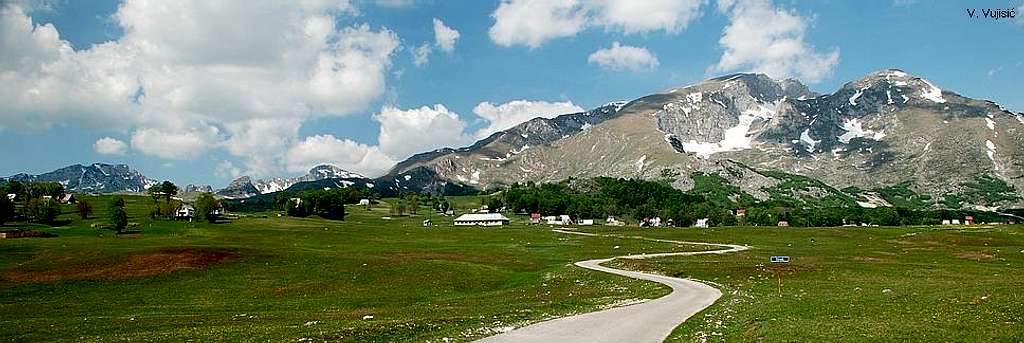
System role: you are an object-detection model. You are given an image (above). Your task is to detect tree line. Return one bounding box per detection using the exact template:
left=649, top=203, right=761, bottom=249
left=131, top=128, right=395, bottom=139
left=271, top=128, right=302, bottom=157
left=0, top=181, right=69, bottom=225
left=485, top=177, right=1011, bottom=227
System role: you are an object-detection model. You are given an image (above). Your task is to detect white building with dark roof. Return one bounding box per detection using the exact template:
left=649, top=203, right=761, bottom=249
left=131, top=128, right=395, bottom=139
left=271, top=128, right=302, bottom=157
left=454, top=213, right=510, bottom=226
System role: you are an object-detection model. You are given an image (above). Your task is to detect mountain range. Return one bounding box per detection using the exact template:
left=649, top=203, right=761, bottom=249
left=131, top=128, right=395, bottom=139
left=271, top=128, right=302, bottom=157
left=4, top=69, right=1022, bottom=209
left=386, top=69, right=1024, bottom=209
left=216, top=165, right=367, bottom=199
left=0, top=163, right=156, bottom=194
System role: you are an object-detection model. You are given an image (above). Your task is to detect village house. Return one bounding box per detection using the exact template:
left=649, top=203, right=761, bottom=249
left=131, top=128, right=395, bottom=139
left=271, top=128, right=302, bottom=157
left=454, top=213, right=510, bottom=226
left=694, top=218, right=709, bottom=228
left=544, top=215, right=573, bottom=225
left=358, top=199, right=371, bottom=206
left=6, top=193, right=16, bottom=201
left=777, top=220, right=790, bottom=227
left=58, top=194, right=75, bottom=204
left=640, top=217, right=662, bottom=227
left=964, top=216, right=975, bottom=225
left=578, top=219, right=595, bottom=226
left=530, top=213, right=541, bottom=224
left=176, top=204, right=195, bottom=221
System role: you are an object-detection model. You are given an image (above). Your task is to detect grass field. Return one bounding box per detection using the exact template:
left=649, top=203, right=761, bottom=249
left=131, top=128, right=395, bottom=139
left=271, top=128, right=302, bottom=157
left=2, top=195, right=1023, bottom=342
left=602, top=226, right=1024, bottom=342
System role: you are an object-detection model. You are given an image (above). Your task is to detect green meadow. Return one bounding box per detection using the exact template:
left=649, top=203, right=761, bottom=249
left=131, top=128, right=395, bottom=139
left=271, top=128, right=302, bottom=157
left=1, top=195, right=1022, bottom=342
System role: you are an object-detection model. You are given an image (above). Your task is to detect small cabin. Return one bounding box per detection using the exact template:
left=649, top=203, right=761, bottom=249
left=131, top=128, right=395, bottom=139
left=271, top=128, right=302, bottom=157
left=358, top=199, right=371, bottom=206
left=777, top=221, right=790, bottom=227
left=530, top=213, right=541, bottom=224
left=964, top=216, right=975, bottom=225
left=176, top=204, right=195, bottom=221
left=736, top=208, right=746, bottom=217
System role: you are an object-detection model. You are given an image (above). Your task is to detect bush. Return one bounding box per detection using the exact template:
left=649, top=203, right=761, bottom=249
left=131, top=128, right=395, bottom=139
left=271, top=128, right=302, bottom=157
left=0, top=194, right=14, bottom=225
left=109, top=197, right=127, bottom=233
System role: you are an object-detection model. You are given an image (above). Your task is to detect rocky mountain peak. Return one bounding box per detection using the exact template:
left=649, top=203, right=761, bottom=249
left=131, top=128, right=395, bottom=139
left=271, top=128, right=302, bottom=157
left=307, top=164, right=365, bottom=180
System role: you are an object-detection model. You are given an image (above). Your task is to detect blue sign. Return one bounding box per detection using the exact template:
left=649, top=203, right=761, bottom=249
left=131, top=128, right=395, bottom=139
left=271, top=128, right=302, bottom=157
left=770, top=256, right=790, bottom=263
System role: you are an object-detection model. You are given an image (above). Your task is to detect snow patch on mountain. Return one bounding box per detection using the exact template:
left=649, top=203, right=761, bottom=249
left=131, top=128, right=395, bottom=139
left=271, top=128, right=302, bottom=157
left=983, top=140, right=999, bottom=168
left=800, top=129, right=819, bottom=151
left=635, top=155, right=647, bottom=173
left=919, top=79, right=946, bottom=103
left=849, top=88, right=865, bottom=106
left=680, top=103, right=777, bottom=158
left=838, top=118, right=885, bottom=143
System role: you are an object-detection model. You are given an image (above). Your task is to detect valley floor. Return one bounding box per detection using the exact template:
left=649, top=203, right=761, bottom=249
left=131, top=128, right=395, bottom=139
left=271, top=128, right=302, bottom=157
left=1, top=195, right=1022, bottom=342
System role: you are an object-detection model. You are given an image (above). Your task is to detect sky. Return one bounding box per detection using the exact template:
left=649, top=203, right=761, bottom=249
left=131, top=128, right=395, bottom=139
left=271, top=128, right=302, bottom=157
left=1, top=0, right=1022, bottom=187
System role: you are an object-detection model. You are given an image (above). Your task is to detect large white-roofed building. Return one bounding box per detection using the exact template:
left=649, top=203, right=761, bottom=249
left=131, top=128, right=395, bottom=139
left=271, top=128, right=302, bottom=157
left=454, top=213, right=511, bottom=226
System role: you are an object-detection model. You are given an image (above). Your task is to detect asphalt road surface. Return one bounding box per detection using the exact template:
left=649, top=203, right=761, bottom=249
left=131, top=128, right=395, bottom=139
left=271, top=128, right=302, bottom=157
left=477, top=230, right=748, bottom=343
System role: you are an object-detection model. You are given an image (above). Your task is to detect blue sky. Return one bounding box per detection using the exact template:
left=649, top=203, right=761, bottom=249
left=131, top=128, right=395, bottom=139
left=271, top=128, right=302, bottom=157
left=1, top=0, right=1022, bottom=187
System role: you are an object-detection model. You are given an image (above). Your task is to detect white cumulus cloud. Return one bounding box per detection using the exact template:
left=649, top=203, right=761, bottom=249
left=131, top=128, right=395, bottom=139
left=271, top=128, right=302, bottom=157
left=489, top=0, right=587, bottom=48
left=488, top=0, right=705, bottom=48
left=433, top=18, right=460, bottom=53
left=285, top=134, right=396, bottom=177
left=588, top=0, right=704, bottom=34
left=0, top=1, right=399, bottom=176
left=130, top=127, right=220, bottom=160
left=473, top=100, right=584, bottom=138
left=710, top=0, right=839, bottom=83
left=93, top=137, right=128, bottom=155
left=587, top=42, right=659, bottom=72
left=374, top=104, right=471, bottom=160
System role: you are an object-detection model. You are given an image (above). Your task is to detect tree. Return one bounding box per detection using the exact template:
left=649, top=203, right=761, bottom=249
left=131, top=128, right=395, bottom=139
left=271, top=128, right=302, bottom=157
left=148, top=181, right=179, bottom=204
left=0, top=194, right=14, bottom=225
left=195, top=192, right=219, bottom=223
left=159, top=181, right=179, bottom=200
left=2, top=180, right=26, bottom=198
left=314, top=190, right=346, bottom=220
left=26, top=197, right=60, bottom=224
left=76, top=200, right=93, bottom=219
left=109, top=197, right=128, bottom=233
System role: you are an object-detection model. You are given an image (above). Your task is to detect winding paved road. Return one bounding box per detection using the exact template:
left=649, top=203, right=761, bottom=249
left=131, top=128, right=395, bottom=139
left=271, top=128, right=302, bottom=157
left=477, top=230, right=748, bottom=343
